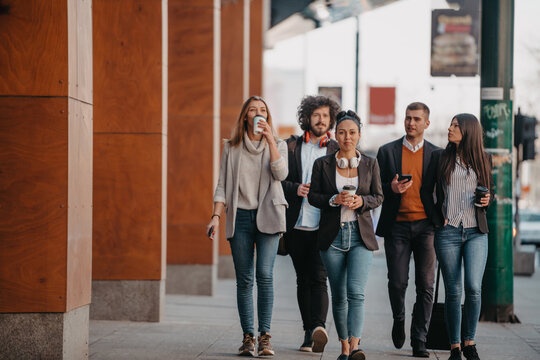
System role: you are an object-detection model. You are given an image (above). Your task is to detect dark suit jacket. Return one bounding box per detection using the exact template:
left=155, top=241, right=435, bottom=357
left=281, top=135, right=339, bottom=233
left=420, top=149, right=494, bottom=234
left=307, top=152, right=383, bottom=251
left=375, top=137, right=440, bottom=237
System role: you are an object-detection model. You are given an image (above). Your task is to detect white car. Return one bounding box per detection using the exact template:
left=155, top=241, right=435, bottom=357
left=518, top=209, right=540, bottom=246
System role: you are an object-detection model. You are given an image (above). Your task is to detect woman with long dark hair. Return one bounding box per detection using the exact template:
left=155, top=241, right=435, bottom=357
left=421, top=113, right=493, bottom=360
left=308, top=110, right=383, bottom=360
left=206, top=96, right=288, bottom=357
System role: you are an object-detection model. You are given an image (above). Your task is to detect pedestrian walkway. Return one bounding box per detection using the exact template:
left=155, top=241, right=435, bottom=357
left=90, top=250, right=540, bottom=359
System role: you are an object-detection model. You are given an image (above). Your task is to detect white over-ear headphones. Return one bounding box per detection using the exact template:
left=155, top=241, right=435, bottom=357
left=336, top=150, right=361, bottom=169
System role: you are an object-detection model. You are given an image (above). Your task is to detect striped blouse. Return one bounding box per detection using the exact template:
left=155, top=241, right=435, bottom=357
left=446, top=157, right=478, bottom=229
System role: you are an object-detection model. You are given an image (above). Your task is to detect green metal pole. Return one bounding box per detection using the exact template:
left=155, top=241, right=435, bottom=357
left=480, top=0, right=518, bottom=322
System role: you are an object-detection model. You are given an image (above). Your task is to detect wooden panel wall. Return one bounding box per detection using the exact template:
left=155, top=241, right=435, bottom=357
left=0, top=0, right=68, bottom=96
left=167, top=0, right=215, bottom=265
left=218, top=0, right=244, bottom=256
left=249, top=0, right=263, bottom=97
left=93, top=0, right=165, bottom=280
left=0, top=0, right=92, bottom=313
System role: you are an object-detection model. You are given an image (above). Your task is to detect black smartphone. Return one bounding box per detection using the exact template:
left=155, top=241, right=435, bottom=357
left=398, top=174, right=412, bottom=182
left=207, top=225, right=215, bottom=239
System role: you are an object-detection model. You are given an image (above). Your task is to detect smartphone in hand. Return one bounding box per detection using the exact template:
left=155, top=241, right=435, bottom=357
left=398, top=174, right=412, bottom=182
left=208, top=225, right=215, bottom=240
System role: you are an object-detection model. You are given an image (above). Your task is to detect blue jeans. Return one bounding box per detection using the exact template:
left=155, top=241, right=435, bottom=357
left=435, top=224, right=488, bottom=345
left=320, top=221, right=373, bottom=340
left=229, top=209, right=279, bottom=335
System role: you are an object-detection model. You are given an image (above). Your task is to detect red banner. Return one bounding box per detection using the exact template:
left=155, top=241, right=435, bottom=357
left=369, top=87, right=395, bottom=125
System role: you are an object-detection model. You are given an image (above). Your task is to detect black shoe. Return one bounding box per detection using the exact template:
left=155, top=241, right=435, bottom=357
left=391, top=319, right=405, bottom=349
left=411, top=339, right=429, bottom=358
left=449, top=347, right=462, bottom=360
left=349, top=348, right=366, bottom=360
left=462, top=344, right=480, bottom=360
left=337, top=354, right=349, bottom=360
left=299, top=329, right=312, bottom=352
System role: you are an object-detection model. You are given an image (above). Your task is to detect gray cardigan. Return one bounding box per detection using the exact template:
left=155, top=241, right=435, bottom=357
left=214, top=138, right=289, bottom=238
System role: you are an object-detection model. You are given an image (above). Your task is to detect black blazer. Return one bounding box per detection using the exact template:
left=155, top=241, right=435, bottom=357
left=375, top=137, right=440, bottom=237
left=420, top=149, right=494, bottom=234
left=307, top=152, right=383, bottom=251
left=281, top=135, right=339, bottom=232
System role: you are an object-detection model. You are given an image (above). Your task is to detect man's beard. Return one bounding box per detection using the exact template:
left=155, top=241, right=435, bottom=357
left=311, top=125, right=328, bottom=137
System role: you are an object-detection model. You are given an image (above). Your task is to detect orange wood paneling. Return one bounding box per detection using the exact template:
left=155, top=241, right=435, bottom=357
left=168, top=0, right=214, bottom=117
left=167, top=225, right=213, bottom=264
left=249, top=0, right=263, bottom=96
left=167, top=0, right=216, bottom=266
left=219, top=0, right=244, bottom=256
left=0, top=97, right=69, bottom=312
left=66, top=99, right=93, bottom=311
left=93, top=134, right=163, bottom=280
left=93, top=0, right=162, bottom=133
left=0, top=0, right=68, bottom=96
left=167, top=114, right=214, bottom=224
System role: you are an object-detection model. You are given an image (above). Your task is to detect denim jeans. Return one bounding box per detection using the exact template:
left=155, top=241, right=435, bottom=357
left=435, top=224, right=488, bottom=345
left=320, top=221, right=373, bottom=340
left=229, top=209, right=279, bottom=335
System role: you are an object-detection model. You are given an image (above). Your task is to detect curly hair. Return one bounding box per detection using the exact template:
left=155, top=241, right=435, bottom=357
left=297, top=95, right=340, bottom=132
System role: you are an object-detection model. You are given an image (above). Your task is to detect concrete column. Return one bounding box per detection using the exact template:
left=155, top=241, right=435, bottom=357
left=91, top=0, right=167, bottom=322
left=0, top=0, right=92, bottom=358
left=166, top=0, right=220, bottom=295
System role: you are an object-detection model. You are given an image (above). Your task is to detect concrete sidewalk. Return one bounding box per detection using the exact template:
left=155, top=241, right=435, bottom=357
left=90, top=250, right=540, bottom=360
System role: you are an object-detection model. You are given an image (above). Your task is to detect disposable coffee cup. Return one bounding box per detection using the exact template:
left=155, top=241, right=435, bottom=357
left=343, top=185, right=356, bottom=197
left=253, top=115, right=266, bottom=135
left=474, top=186, right=489, bottom=207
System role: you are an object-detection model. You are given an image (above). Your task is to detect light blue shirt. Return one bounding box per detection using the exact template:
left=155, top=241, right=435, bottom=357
left=295, top=140, right=327, bottom=230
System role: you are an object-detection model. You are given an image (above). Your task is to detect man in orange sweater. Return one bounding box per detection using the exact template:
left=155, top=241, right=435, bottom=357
left=376, top=102, right=440, bottom=358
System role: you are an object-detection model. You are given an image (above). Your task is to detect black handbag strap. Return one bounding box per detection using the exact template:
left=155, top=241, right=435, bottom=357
left=434, top=263, right=441, bottom=303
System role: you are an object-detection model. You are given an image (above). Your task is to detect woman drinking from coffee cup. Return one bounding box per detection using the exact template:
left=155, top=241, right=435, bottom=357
left=421, top=113, right=493, bottom=360
left=308, top=110, right=383, bottom=360
left=206, top=96, right=288, bottom=357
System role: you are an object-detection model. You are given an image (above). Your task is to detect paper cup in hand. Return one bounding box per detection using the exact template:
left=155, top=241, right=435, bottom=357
left=253, top=115, right=266, bottom=135
left=474, top=186, right=489, bottom=207
left=343, top=185, right=356, bottom=197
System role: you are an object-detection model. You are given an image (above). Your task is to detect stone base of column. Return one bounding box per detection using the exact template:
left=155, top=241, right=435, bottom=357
left=90, top=280, right=164, bottom=322
left=218, top=254, right=235, bottom=279
left=166, top=264, right=214, bottom=295
left=0, top=305, right=89, bottom=360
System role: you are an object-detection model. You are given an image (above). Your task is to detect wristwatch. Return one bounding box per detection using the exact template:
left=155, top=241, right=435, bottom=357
left=329, top=194, right=339, bottom=207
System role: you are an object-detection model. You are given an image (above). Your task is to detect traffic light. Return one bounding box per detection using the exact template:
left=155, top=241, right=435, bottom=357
left=514, top=110, right=538, bottom=161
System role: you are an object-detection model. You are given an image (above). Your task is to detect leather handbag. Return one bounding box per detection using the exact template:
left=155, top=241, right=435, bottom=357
left=426, top=264, right=463, bottom=350
left=277, top=234, right=288, bottom=256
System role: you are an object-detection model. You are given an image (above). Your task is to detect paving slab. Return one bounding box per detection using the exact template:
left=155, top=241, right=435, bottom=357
left=90, top=249, right=540, bottom=360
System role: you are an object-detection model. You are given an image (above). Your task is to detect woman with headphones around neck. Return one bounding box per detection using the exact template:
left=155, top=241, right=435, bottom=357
left=207, top=96, right=288, bottom=357
left=308, top=110, right=383, bottom=360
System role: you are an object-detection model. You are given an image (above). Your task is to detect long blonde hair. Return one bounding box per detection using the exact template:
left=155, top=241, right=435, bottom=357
left=229, top=96, right=277, bottom=147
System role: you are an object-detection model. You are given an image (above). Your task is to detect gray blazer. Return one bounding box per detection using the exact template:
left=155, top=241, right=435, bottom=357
left=214, top=139, right=289, bottom=238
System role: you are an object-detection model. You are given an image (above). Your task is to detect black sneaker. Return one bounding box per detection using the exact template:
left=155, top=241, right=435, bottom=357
left=449, top=347, right=462, bottom=360
left=462, top=344, right=480, bottom=360
left=392, top=319, right=405, bottom=349
left=311, top=326, right=328, bottom=353
left=349, top=348, right=366, bottom=360
left=299, top=329, right=312, bottom=352
left=238, top=333, right=255, bottom=356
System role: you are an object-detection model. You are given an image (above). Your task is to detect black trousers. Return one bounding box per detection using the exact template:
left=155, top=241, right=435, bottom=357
left=284, top=228, right=329, bottom=331
left=384, top=218, right=436, bottom=343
